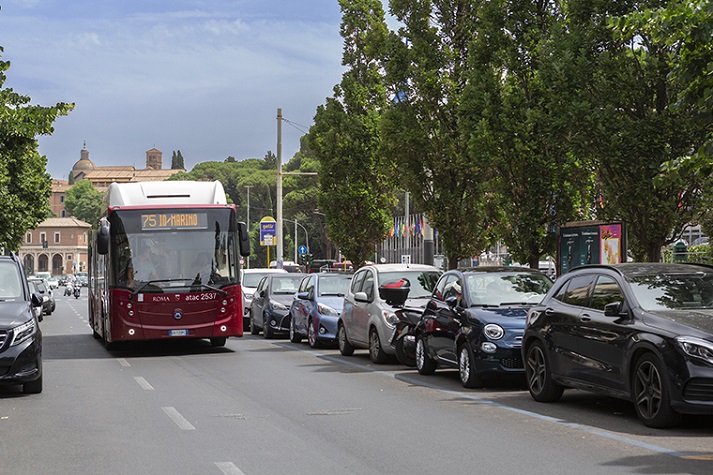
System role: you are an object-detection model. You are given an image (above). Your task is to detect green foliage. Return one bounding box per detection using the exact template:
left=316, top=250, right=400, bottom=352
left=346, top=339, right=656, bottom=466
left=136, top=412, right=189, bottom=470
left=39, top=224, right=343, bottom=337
left=64, top=180, right=104, bottom=224
left=571, top=0, right=709, bottom=262
left=307, top=0, right=395, bottom=268
left=381, top=0, right=492, bottom=269
left=0, top=47, right=73, bottom=250
left=171, top=150, right=185, bottom=169
left=462, top=0, right=593, bottom=268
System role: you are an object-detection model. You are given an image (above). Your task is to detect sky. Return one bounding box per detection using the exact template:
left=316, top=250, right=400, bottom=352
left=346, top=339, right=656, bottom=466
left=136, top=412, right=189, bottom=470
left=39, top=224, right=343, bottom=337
left=0, top=0, right=349, bottom=180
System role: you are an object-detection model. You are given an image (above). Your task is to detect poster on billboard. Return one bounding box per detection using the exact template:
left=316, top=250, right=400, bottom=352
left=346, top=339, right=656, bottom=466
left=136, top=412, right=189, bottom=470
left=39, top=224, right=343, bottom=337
left=558, top=221, right=626, bottom=275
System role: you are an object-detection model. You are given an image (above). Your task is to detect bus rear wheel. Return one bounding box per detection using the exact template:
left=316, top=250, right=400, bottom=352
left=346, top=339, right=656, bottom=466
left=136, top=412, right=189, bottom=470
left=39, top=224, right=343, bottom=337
left=210, top=337, right=227, bottom=347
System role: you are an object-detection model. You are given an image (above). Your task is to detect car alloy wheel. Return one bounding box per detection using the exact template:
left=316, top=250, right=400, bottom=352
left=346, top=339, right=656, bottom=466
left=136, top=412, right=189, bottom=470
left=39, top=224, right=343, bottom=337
left=632, top=353, right=681, bottom=428
left=458, top=344, right=482, bottom=388
left=338, top=324, right=354, bottom=356
left=289, top=315, right=302, bottom=343
left=369, top=328, right=388, bottom=364
left=525, top=341, right=563, bottom=402
left=416, top=336, right=436, bottom=375
left=308, top=319, right=319, bottom=348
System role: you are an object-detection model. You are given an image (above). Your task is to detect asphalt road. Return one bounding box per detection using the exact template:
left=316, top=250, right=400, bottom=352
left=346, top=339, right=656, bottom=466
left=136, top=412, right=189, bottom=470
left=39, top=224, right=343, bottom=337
left=2, top=292, right=713, bottom=474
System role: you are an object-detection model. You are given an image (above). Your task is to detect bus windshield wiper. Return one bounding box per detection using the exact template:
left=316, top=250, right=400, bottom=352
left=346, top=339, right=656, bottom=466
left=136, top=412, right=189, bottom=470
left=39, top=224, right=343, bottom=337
left=190, top=282, right=228, bottom=296
left=130, top=278, right=194, bottom=297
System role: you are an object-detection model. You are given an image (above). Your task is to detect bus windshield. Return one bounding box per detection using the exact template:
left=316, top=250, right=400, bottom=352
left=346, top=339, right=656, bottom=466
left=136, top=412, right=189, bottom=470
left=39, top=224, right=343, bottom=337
left=108, top=208, right=239, bottom=292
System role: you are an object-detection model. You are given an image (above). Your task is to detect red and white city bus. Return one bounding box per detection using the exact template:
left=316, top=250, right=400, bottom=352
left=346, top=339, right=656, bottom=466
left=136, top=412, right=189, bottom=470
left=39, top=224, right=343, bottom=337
left=88, top=181, right=250, bottom=349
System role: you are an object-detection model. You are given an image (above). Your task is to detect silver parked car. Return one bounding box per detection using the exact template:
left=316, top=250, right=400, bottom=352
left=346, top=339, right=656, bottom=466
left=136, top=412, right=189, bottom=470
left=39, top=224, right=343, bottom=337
left=338, top=263, right=441, bottom=363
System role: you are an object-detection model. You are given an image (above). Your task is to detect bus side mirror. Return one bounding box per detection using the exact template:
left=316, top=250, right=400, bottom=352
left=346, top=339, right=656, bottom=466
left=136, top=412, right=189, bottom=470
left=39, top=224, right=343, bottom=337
left=97, top=220, right=110, bottom=255
left=238, top=221, right=251, bottom=257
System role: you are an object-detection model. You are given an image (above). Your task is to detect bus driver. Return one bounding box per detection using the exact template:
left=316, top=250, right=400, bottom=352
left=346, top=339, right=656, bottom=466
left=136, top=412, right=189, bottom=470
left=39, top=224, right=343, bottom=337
left=128, top=244, right=159, bottom=287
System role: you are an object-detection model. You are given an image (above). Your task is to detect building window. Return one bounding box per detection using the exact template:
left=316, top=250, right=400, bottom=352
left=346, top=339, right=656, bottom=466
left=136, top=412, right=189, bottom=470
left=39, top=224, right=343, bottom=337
left=67, top=254, right=73, bottom=260
left=40, top=232, right=46, bottom=246
left=60, top=195, right=65, bottom=203
left=26, top=233, right=32, bottom=244
left=54, top=232, right=60, bottom=244
left=61, top=210, right=66, bottom=217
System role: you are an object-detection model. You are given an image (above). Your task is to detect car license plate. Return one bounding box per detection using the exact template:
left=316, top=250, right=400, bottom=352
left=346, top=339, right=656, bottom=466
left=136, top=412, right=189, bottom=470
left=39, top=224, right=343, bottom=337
left=169, top=330, right=188, bottom=336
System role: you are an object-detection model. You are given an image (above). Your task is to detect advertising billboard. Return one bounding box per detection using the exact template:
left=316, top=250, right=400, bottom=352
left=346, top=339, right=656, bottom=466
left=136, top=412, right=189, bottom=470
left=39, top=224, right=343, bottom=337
left=558, top=221, right=626, bottom=275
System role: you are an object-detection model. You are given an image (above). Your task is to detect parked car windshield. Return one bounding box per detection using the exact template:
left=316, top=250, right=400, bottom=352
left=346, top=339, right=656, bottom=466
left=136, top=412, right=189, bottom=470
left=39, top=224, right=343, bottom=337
left=465, top=271, right=553, bottom=306
left=317, top=275, right=352, bottom=297
left=627, top=272, right=713, bottom=311
left=269, top=275, right=303, bottom=295
left=379, top=271, right=440, bottom=298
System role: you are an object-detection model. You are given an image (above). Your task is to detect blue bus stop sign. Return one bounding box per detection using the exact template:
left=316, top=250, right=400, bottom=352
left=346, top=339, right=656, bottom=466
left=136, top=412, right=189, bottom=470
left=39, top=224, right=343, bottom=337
left=298, top=245, right=308, bottom=255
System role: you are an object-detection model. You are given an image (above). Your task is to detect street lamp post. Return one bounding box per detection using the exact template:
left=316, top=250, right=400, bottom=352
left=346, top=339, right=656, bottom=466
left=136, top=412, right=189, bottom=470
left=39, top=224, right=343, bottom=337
left=283, top=218, right=309, bottom=262
left=244, top=185, right=252, bottom=269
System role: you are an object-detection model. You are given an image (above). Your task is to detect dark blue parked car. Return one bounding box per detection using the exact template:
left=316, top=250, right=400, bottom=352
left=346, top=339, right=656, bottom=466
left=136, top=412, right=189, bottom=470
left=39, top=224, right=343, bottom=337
left=289, top=272, right=353, bottom=348
left=415, top=267, right=552, bottom=388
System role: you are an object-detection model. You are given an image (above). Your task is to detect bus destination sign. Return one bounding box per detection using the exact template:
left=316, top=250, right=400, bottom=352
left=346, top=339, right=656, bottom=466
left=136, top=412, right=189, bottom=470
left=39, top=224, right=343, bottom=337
left=141, top=212, right=208, bottom=230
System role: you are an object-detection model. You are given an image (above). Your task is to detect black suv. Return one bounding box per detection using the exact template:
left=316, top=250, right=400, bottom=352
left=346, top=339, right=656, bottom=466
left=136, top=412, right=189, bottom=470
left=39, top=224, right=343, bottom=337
left=0, top=253, right=44, bottom=393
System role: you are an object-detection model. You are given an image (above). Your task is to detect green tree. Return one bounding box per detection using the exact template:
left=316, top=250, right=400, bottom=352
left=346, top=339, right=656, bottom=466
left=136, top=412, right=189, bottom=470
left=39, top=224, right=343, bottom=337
left=462, top=0, right=593, bottom=268
left=574, top=0, right=708, bottom=262
left=622, top=1, right=713, bottom=240
left=0, top=47, right=73, bottom=251
left=307, top=0, right=395, bottom=268
left=64, top=180, right=104, bottom=224
left=171, top=150, right=185, bottom=169
left=380, top=0, right=490, bottom=269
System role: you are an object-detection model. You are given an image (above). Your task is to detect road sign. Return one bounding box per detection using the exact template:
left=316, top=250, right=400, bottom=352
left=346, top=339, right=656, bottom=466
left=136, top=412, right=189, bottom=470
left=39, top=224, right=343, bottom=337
left=298, top=245, right=307, bottom=255
left=260, top=216, right=277, bottom=246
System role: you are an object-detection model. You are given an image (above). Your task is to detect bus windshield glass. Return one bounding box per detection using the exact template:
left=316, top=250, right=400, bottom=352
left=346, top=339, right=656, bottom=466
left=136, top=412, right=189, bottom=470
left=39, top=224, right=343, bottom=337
left=108, top=208, right=239, bottom=292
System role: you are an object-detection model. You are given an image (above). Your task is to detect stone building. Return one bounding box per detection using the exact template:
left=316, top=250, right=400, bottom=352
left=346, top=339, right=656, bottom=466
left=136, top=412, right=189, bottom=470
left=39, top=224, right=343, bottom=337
left=19, top=217, right=91, bottom=276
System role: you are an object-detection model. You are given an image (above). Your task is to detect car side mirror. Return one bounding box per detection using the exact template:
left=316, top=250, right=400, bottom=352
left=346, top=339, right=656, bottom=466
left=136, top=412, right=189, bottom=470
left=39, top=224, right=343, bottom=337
left=31, top=293, right=43, bottom=308
left=297, top=291, right=309, bottom=300
left=604, top=301, right=626, bottom=317
left=445, top=295, right=459, bottom=309
left=354, top=291, right=370, bottom=303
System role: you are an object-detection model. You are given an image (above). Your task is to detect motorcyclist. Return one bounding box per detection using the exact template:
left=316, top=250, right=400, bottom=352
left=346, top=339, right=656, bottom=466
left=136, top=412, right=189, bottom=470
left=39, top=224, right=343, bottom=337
left=64, top=283, right=73, bottom=296
left=73, top=285, right=81, bottom=298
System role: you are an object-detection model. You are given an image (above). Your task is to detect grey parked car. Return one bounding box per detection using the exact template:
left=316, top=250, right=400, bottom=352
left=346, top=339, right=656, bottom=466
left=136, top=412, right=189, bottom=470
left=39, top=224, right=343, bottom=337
left=338, top=263, right=441, bottom=363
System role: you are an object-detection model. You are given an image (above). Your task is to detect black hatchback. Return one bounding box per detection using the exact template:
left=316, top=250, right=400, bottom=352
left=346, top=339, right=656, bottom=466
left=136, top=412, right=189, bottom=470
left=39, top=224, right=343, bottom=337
left=0, top=253, right=44, bottom=394
left=523, top=262, right=713, bottom=428
left=415, top=267, right=553, bottom=388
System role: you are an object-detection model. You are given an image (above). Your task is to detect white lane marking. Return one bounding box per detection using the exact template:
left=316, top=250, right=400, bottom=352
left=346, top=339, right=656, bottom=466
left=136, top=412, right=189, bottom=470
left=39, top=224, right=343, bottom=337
left=162, top=406, right=196, bottom=430
left=134, top=376, right=154, bottom=390
left=117, top=358, right=131, bottom=367
left=215, top=462, right=246, bottom=475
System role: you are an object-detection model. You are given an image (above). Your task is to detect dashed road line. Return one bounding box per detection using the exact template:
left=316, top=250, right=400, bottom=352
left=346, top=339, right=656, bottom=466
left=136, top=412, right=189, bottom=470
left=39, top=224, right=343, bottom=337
left=214, top=462, right=246, bottom=475
left=162, top=406, right=196, bottom=430
left=134, top=376, right=154, bottom=390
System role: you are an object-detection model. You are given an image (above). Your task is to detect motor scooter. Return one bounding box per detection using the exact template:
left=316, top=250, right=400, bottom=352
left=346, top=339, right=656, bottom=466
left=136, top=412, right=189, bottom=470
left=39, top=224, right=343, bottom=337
left=73, top=286, right=81, bottom=299
left=380, top=279, right=423, bottom=367
left=64, top=283, right=73, bottom=297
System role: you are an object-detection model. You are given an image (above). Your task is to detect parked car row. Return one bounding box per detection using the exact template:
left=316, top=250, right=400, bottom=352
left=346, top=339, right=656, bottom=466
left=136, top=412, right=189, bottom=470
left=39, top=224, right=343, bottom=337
left=247, top=261, right=713, bottom=429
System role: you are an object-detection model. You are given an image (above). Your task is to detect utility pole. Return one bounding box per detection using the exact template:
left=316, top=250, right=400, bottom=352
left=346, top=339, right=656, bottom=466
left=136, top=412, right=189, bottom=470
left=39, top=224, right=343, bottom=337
left=276, top=108, right=284, bottom=269
left=244, top=185, right=252, bottom=269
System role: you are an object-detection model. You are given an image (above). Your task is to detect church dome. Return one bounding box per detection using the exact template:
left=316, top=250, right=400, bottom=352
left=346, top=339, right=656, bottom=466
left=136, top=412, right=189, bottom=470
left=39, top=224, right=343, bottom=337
left=72, top=143, right=96, bottom=171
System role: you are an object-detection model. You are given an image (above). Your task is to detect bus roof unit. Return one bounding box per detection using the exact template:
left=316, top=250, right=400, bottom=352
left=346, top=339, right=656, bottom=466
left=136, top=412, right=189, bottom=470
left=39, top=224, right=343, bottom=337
left=106, top=181, right=227, bottom=207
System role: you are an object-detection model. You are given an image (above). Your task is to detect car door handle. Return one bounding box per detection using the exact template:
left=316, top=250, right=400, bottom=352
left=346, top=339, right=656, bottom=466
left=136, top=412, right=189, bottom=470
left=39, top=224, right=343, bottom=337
left=580, top=314, right=592, bottom=322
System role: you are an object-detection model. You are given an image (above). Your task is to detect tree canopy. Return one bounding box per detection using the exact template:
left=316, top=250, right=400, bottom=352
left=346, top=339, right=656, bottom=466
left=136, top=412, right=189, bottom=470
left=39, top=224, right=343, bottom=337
left=0, top=47, right=73, bottom=251
left=64, top=179, right=104, bottom=225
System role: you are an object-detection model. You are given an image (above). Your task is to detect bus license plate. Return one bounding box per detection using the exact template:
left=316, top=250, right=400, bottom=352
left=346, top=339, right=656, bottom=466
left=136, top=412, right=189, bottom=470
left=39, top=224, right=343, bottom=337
left=169, top=330, right=188, bottom=337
